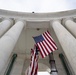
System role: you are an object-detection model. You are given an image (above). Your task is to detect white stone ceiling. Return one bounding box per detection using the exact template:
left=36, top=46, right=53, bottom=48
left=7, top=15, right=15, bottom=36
left=26, top=21, right=50, bottom=28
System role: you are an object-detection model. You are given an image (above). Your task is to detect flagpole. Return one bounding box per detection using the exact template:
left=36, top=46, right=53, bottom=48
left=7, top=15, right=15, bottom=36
left=49, top=52, right=58, bottom=75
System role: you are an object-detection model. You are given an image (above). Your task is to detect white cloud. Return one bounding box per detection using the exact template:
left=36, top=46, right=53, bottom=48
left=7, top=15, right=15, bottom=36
left=65, top=0, right=76, bottom=9
left=0, top=0, right=76, bottom=12
left=38, top=0, right=69, bottom=12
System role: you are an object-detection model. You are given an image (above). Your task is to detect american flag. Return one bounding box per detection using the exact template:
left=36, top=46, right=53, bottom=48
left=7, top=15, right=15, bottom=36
left=33, top=31, right=57, bottom=58
left=27, top=45, right=39, bottom=75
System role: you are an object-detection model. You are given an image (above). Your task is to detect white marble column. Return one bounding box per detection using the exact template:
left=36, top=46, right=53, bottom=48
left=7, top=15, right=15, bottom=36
left=50, top=20, right=76, bottom=75
left=0, top=18, right=13, bottom=37
left=62, top=18, right=76, bottom=37
left=0, top=20, right=26, bottom=73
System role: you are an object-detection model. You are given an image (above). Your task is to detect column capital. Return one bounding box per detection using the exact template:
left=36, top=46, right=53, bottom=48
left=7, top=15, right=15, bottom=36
left=62, top=18, right=74, bottom=25
left=50, top=19, right=61, bottom=27
left=1, top=18, right=14, bottom=25
left=15, top=19, right=26, bottom=26
left=50, top=19, right=61, bottom=23
left=15, top=19, right=26, bottom=30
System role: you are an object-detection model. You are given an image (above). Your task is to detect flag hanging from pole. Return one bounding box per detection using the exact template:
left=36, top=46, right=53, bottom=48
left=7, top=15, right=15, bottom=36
left=33, top=31, right=58, bottom=58
left=27, top=45, right=39, bottom=75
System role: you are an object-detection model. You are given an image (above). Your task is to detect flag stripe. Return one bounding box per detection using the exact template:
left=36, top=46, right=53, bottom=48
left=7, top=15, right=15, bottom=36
left=42, top=34, right=55, bottom=51
left=37, top=43, right=45, bottom=58
left=43, top=40, right=53, bottom=53
left=42, top=41, right=50, bottom=55
left=31, top=53, right=36, bottom=75
left=30, top=50, right=35, bottom=75
left=43, top=41, right=52, bottom=53
left=45, top=31, right=55, bottom=45
left=34, top=63, right=38, bottom=75
left=45, top=31, right=56, bottom=45
left=43, top=33, right=56, bottom=51
left=33, top=55, right=38, bottom=75
left=45, top=31, right=57, bottom=49
left=46, top=31, right=54, bottom=41
left=40, top=42, right=48, bottom=56
left=28, top=47, right=39, bottom=75
left=42, top=41, right=49, bottom=55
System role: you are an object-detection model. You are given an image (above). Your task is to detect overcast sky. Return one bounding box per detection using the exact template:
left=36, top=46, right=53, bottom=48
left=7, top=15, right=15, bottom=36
left=0, top=0, right=76, bottom=13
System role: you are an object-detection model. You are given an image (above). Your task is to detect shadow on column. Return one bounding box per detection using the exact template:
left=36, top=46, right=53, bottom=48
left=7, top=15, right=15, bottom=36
left=59, top=53, right=71, bottom=75
left=4, top=54, right=17, bottom=75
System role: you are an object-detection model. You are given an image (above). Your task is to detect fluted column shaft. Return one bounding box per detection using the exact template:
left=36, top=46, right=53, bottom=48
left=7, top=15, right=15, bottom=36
left=51, top=20, right=76, bottom=75
left=0, top=19, right=13, bottom=37
left=0, top=20, right=25, bottom=73
left=62, top=19, right=76, bottom=37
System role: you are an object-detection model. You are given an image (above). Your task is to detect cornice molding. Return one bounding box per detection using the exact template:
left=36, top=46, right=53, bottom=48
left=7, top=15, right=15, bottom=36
left=0, top=9, right=76, bottom=21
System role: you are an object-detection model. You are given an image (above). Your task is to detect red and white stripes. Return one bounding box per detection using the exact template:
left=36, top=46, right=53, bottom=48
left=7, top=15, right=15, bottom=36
left=37, top=31, right=57, bottom=58
left=27, top=47, right=39, bottom=75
